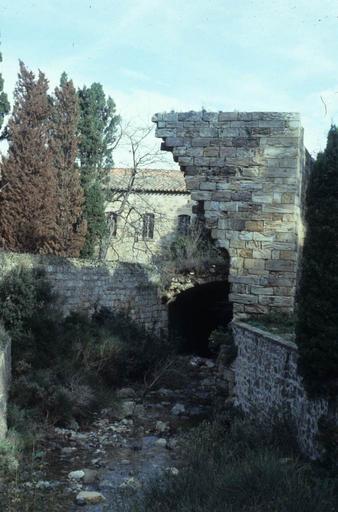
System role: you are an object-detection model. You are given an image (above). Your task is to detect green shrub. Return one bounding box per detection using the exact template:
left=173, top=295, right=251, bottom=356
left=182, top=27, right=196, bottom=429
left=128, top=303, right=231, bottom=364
left=0, top=430, right=22, bottom=474
left=208, top=326, right=237, bottom=362
left=155, top=220, right=227, bottom=277
left=0, top=265, right=175, bottom=427
left=122, top=418, right=338, bottom=512
left=0, top=266, right=56, bottom=363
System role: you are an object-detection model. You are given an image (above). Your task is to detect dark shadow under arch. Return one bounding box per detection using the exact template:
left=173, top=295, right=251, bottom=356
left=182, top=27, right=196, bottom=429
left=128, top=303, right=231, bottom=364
left=168, top=280, right=233, bottom=356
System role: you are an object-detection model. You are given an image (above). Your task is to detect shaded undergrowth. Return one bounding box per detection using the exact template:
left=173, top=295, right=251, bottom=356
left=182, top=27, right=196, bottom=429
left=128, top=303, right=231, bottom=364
left=0, top=264, right=174, bottom=475
left=119, top=415, right=338, bottom=512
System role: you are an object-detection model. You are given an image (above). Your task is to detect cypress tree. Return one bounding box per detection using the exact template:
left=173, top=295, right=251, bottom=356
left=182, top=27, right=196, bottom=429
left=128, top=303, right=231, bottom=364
left=296, top=125, right=338, bottom=397
left=0, top=51, right=10, bottom=133
left=0, top=61, right=58, bottom=253
left=51, top=73, right=87, bottom=256
left=77, top=83, right=120, bottom=258
left=77, top=82, right=119, bottom=173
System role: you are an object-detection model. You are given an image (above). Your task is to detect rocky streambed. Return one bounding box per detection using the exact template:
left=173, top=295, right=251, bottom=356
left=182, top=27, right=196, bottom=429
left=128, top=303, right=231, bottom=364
left=2, top=355, right=228, bottom=511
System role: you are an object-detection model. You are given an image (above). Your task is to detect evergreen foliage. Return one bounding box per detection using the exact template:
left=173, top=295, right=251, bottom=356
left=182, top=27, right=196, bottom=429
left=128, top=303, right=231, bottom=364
left=0, top=62, right=58, bottom=253
left=0, top=51, right=10, bottom=133
left=77, top=83, right=120, bottom=257
left=51, top=73, right=87, bottom=256
left=77, top=82, right=120, bottom=172
left=296, top=125, right=338, bottom=397
left=0, top=266, right=172, bottom=426
left=79, top=177, right=107, bottom=258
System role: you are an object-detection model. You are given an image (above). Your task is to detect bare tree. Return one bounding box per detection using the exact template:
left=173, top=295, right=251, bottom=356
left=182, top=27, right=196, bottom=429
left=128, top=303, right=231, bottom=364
left=99, top=122, right=175, bottom=260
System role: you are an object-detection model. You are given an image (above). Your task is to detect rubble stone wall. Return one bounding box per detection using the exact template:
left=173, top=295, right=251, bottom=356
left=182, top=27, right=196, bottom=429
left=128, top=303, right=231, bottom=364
left=153, top=111, right=312, bottom=318
left=0, top=339, right=11, bottom=439
left=230, top=321, right=336, bottom=458
left=0, top=253, right=167, bottom=335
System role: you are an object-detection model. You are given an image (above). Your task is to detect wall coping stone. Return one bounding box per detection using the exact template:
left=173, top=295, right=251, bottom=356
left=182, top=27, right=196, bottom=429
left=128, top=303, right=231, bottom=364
left=231, top=320, right=297, bottom=352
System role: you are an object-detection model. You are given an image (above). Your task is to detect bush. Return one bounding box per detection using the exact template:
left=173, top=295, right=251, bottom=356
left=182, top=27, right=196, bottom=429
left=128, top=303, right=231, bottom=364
left=0, top=266, right=174, bottom=428
left=122, top=418, right=338, bottom=512
left=0, top=266, right=56, bottom=363
left=155, top=220, right=227, bottom=277
left=208, top=326, right=237, bottom=362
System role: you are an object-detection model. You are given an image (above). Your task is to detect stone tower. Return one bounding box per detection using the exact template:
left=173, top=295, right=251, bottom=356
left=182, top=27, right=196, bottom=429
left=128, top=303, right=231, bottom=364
left=153, top=111, right=312, bottom=318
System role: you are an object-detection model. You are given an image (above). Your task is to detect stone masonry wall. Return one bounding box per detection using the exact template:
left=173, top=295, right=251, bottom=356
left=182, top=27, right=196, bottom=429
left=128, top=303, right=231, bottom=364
left=0, top=339, right=11, bottom=439
left=230, top=321, right=337, bottom=459
left=153, top=111, right=311, bottom=318
left=0, top=253, right=167, bottom=335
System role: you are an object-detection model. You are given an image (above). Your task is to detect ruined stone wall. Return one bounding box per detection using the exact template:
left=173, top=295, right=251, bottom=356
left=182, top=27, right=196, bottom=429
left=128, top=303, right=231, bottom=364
left=0, top=253, right=167, bottom=335
left=230, top=321, right=336, bottom=458
left=153, top=111, right=310, bottom=318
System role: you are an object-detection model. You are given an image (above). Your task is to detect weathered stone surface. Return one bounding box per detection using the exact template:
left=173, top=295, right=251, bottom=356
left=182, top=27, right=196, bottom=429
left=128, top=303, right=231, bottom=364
left=0, top=253, right=167, bottom=336
left=75, top=491, right=105, bottom=505
left=154, top=111, right=312, bottom=318
left=231, top=321, right=337, bottom=459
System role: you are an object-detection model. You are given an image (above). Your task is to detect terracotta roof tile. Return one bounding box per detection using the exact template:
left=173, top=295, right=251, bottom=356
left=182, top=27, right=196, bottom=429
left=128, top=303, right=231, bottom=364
left=109, top=168, right=187, bottom=193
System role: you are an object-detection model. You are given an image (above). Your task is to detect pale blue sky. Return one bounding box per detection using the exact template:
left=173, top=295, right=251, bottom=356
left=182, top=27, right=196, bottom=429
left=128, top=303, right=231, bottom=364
left=1, top=0, right=338, bottom=164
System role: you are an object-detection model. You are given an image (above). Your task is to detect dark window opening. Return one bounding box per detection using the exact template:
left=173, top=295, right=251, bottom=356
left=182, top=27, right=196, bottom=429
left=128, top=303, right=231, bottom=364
left=177, top=214, right=191, bottom=235
left=106, top=212, right=117, bottom=237
left=142, top=213, right=154, bottom=239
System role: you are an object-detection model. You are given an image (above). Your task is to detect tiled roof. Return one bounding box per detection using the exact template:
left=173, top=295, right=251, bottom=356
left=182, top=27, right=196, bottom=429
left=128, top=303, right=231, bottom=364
left=109, top=168, right=187, bottom=193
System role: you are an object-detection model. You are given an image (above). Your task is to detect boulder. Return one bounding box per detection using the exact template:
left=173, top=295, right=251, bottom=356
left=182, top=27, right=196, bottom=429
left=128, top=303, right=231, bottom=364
left=75, top=491, right=105, bottom=505
left=171, top=403, right=186, bottom=416
left=155, top=438, right=167, bottom=448
left=116, top=387, right=136, bottom=399
left=68, top=470, right=85, bottom=481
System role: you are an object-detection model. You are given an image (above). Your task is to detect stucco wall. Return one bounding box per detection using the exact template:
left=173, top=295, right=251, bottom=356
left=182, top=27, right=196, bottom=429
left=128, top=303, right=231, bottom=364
left=153, top=111, right=312, bottom=318
left=0, top=253, right=167, bottom=335
left=230, top=321, right=336, bottom=458
left=105, top=191, right=192, bottom=264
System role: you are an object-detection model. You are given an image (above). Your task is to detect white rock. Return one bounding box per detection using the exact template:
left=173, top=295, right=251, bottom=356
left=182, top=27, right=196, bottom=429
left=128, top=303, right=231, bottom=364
left=165, top=467, right=179, bottom=476
left=75, top=491, right=105, bottom=505
left=155, top=420, right=168, bottom=433
left=155, top=438, right=167, bottom=448
left=68, top=470, right=85, bottom=481
left=171, top=403, right=186, bottom=416
left=61, top=447, right=76, bottom=455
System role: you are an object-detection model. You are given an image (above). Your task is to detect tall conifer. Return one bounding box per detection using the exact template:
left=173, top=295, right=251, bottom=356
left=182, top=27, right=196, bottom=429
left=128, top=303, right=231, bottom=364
left=296, top=125, right=338, bottom=396
left=51, top=73, right=86, bottom=256
left=77, top=83, right=120, bottom=257
left=0, top=61, right=58, bottom=253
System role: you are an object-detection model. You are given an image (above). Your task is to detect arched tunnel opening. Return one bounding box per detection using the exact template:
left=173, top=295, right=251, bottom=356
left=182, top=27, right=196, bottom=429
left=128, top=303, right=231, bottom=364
left=168, top=281, right=233, bottom=356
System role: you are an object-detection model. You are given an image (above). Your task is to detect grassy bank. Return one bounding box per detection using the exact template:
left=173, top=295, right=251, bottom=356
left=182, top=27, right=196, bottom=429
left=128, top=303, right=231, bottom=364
left=120, top=415, right=338, bottom=512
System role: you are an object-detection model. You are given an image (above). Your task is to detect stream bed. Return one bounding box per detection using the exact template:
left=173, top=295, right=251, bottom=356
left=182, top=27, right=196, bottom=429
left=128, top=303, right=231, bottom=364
left=2, top=355, right=227, bottom=511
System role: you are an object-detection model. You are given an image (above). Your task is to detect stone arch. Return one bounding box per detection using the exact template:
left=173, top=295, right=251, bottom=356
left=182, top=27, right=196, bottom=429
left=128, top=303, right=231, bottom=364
left=163, top=256, right=231, bottom=355
left=168, top=279, right=232, bottom=355
left=153, top=110, right=310, bottom=319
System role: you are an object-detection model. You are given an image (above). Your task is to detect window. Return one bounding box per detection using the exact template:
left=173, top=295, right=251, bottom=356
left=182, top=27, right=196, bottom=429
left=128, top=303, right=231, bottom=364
left=106, top=212, right=117, bottom=237
left=142, top=213, right=154, bottom=239
left=177, top=214, right=191, bottom=235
